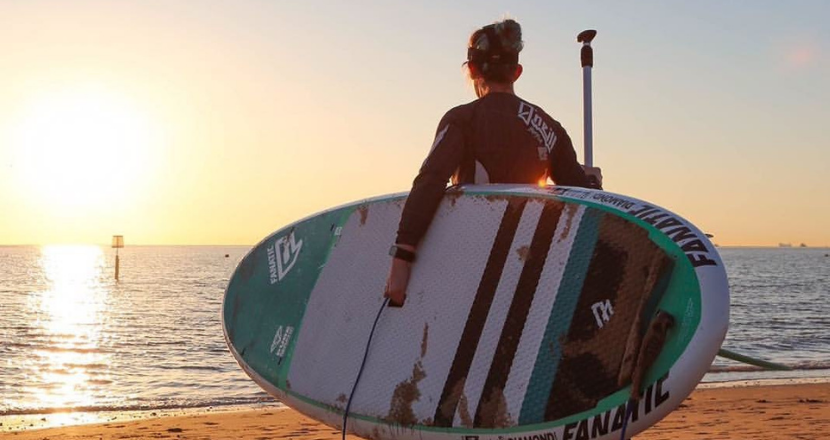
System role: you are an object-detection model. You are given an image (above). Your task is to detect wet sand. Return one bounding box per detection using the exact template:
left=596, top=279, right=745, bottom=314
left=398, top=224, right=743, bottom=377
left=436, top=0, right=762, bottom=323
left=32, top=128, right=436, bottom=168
left=5, top=383, right=829, bottom=440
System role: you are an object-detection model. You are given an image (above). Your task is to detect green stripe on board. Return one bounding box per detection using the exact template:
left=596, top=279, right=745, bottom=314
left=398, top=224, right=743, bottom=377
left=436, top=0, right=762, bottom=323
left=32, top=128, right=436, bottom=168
left=518, top=208, right=602, bottom=425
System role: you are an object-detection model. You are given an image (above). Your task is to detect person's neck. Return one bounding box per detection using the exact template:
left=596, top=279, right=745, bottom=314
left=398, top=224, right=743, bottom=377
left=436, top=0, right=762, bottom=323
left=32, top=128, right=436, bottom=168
left=477, top=81, right=514, bottom=98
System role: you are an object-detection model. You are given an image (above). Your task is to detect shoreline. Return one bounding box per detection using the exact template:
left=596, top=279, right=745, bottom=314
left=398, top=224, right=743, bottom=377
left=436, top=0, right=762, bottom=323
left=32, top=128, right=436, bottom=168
left=4, top=381, right=828, bottom=439
left=699, top=375, right=830, bottom=389
left=0, top=402, right=283, bottom=433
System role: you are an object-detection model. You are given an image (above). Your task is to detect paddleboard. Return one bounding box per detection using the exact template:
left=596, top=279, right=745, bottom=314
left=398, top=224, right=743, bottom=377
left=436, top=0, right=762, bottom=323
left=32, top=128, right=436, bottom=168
left=222, top=184, right=729, bottom=440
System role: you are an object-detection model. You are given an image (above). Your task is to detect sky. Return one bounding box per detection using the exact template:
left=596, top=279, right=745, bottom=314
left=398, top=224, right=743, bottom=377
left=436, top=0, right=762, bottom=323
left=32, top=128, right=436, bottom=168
left=1, top=1, right=828, bottom=246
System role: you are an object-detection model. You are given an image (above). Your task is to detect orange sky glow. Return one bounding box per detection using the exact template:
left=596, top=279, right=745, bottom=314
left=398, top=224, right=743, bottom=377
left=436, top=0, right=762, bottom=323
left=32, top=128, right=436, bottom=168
left=1, top=2, right=828, bottom=247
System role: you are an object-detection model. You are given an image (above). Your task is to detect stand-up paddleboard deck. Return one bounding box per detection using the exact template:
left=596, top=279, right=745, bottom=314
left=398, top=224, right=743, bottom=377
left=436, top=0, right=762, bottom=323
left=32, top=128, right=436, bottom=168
left=223, top=185, right=729, bottom=440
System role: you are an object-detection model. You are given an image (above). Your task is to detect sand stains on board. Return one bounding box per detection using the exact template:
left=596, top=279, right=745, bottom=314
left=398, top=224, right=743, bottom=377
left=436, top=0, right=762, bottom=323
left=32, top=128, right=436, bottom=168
left=446, top=192, right=462, bottom=207
left=559, top=204, right=579, bottom=241
left=357, top=205, right=369, bottom=226
left=457, top=390, right=474, bottom=428
left=437, top=378, right=469, bottom=427
left=383, top=321, right=431, bottom=425
left=335, top=393, right=348, bottom=410
left=516, top=245, right=530, bottom=261
left=386, top=362, right=426, bottom=426
left=366, top=425, right=383, bottom=440
left=420, top=323, right=429, bottom=358
left=481, top=194, right=514, bottom=203
left=476, top=387, right=514, bottom=428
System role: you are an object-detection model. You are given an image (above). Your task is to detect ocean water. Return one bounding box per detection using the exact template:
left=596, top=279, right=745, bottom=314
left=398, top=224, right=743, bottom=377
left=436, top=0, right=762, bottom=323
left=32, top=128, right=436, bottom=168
left=0, top=245, right=269, bottom=422
left=707, top=247, right=830, bottom=382
left=1, top=245, right=829, bottom=425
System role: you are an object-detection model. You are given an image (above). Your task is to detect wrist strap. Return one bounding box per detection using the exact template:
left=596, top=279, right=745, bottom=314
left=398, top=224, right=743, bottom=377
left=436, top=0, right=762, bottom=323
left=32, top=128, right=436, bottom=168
left=389, top=245, right=417, bottom=263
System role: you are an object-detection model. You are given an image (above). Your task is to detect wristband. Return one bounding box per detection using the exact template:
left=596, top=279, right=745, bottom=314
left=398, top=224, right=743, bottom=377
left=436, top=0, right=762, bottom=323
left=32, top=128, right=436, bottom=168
left=389, top=245, right=417, bottom=263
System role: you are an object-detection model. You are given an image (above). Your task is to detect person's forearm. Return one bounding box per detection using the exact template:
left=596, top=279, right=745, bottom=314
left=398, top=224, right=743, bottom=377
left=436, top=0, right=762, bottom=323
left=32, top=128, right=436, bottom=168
left=395, top=173, right=448, bottom=247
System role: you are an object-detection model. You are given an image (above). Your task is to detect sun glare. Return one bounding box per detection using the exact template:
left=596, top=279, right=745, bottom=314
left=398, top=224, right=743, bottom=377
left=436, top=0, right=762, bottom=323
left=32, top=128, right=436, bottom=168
left=29, top=245, right=110, bottom=411
left=11, top=86, right=160, bottom=212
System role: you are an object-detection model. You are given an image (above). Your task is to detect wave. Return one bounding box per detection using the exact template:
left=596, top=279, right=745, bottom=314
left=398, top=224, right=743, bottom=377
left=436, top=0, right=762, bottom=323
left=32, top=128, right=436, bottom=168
left=154, top=365, right=223, bottom=372
left=62, top=363, right=110, bottom=370
left=710, top=360, right=830, bottom=373
left=0, top=395, right=275, bottom=417
left=4, top=343, right=105, bottom=354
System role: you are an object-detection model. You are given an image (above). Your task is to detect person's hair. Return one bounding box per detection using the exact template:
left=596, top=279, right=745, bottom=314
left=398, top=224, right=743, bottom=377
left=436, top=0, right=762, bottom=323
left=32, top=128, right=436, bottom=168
left=465, top=19, right=523, bottom=84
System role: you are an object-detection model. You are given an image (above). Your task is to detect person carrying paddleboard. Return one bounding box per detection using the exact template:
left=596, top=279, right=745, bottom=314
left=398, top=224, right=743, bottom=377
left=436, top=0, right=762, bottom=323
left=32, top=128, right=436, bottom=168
left=385, top=19, right=602, bottom=307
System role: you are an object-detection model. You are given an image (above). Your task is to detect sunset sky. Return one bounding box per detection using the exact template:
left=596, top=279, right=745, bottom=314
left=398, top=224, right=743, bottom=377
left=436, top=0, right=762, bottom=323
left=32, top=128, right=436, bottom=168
left=1, top=1, right=828, bottom=246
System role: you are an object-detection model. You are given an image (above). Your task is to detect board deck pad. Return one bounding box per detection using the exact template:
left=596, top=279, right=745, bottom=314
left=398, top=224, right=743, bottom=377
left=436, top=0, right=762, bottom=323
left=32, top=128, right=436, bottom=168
left=223, top=186, right=728, bottom=440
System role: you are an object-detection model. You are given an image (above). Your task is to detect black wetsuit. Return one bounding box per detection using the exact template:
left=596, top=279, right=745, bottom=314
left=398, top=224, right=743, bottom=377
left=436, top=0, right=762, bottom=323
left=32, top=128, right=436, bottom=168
left=396, top=92, right=596, bottom=247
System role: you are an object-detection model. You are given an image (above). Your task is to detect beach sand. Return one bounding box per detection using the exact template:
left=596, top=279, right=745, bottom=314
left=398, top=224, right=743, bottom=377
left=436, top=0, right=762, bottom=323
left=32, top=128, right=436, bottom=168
left=5, top=383, right=828, bottom=440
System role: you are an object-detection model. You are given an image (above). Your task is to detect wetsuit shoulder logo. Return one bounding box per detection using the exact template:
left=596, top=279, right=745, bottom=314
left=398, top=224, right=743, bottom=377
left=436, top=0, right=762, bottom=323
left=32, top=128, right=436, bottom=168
left=518, top=101, right=557, bottom=152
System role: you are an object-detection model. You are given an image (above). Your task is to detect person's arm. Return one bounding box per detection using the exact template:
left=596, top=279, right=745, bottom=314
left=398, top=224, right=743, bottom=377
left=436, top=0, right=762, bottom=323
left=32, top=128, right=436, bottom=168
left=395, top=120, right=466, bottom=247
left=549, top=128, right=602, bottom=189
left=385, top=116, right=465, bottom=307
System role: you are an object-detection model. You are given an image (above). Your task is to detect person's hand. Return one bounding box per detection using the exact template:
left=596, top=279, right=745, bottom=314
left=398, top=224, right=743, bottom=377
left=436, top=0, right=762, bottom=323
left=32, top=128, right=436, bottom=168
left=384, top=258, right=412, bottom=307
left=582, top=166, right=603, bottom=189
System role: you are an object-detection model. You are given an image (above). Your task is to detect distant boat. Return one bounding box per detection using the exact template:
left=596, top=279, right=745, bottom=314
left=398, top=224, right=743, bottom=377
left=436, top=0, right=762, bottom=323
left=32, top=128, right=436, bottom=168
left=779, top=243, right=792, bottom=248
left=799, top=243, right=808, bottom=248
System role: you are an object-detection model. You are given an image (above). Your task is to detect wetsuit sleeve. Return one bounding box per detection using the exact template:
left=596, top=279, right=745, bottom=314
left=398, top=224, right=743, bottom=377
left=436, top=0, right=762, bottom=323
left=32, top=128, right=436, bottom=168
left=549, top=128, right=599, bottom=189
left=395, top=118, right=465, bottom=247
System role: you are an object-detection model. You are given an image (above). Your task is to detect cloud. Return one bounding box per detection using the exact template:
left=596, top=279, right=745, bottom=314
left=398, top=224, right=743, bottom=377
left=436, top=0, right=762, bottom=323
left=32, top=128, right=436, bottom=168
left=786, top=45, right=819, bottom=69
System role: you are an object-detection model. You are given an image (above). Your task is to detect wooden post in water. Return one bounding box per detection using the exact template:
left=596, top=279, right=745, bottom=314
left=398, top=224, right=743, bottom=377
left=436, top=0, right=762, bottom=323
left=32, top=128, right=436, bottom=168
left=112, top=235, right=124, bottom=281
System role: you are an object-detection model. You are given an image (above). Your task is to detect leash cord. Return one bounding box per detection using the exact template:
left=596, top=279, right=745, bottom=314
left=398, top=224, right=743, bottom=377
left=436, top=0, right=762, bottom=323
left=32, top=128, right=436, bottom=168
left=342, top=297, right=389, bottom=440
left=619, top=398, right=635, bottom=440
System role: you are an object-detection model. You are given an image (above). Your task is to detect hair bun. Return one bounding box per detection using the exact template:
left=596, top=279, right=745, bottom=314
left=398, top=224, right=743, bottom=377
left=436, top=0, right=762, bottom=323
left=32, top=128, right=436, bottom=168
left=472, top=33, right=490, bottom=52
left=494, top=19, right=523, bottom=53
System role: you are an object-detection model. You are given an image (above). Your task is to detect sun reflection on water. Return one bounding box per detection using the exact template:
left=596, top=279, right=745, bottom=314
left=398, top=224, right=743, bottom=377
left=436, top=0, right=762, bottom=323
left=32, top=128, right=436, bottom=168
left=27, top=245, right=112, bottom=412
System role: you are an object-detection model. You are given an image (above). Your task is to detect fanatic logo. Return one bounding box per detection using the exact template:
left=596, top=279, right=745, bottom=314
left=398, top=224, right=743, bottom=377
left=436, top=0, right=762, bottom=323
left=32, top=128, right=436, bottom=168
left=267, top=231, right=303, bottom=284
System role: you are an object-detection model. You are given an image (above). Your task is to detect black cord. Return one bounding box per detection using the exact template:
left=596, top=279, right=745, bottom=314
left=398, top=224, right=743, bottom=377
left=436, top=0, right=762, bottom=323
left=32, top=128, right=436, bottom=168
left=342, top=297, right=389, bottom=440
left=619, top=398, right=635, bottom=440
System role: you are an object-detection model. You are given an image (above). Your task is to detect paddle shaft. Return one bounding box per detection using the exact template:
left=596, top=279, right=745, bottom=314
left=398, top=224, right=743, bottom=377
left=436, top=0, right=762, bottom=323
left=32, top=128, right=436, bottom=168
left=717, top=348, right=792, bottom=371
left=578, top=30, right=597, bottom=167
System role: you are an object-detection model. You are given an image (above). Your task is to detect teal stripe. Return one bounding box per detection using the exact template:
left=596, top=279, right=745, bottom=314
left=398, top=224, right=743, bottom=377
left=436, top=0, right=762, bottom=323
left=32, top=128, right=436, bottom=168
left=518, top=208, right=602, bottom=425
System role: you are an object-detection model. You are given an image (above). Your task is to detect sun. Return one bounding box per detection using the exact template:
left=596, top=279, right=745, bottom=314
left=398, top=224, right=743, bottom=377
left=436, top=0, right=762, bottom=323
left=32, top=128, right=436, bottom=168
left=10, top=85, right=160, bottom=212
